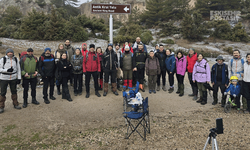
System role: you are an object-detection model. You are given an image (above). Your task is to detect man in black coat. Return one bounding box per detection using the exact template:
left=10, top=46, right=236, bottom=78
left=155, top=44, right=167, bottom=91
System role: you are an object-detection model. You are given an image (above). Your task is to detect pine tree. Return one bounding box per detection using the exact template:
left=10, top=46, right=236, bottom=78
left=1, top=6, right=22, bottom=25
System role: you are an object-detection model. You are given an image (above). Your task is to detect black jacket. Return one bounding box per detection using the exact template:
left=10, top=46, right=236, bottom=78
left=155, top=49, right=166, bottom=70
left=38, top=52, right=55, bottom=77
left=132, top=50, right=148, bottom=69
left=102, top=49, right=118, bottom=71
left=57, top=59, right=72, bottom=78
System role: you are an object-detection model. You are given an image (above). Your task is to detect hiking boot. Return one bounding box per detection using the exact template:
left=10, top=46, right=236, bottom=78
left=117, top=87, right=122, bottom=91
left=193, top=95, right=198, bottom=100
left=95, top=91, right=101, bottom=97
left=149, top=90, right=152, bottom=94
left=168, top=87, right=174, bottom=93
left=86, top=93, right=90, bottom=98
left=23, top=99, right=28, bottom=108
left=156, top=86, right=160, bottom=91
left=103, top=92, right=107, bottom=97
left=32, top=97, right=40, bottom=105
left=237, top=109, right=242, bottom=114
left=176, top=83, right=180, bottom=94
left=201, top=101, right=207, bottom=105
left=74, top=92, right=78, bottom=96
left=188, top=93, right=195, bottom=97
left=196, top=97, right=202, bottom=103
left=179, top=93, right=184, bottom=97
left=67, top=98, right=73, bottom=102
left=221, top=104, right=225, bottom=107
left=44, top=98, right=50, bottom=104
left=50, top=96, right=56, bottom=100
left=78, top=92, right=82, bottom=96
left=201, top=91, right=207, bottom=105
left=162, top=86, right=167, bottom=91
left=57, top=85, right=61, bottom=95
left=153, top=90, right=156, bottom=94
left=176, top=90, right=180, bottom=94
left=113, top=91, right=119, bottom=96
left=0, top=108, right=4, bottom=114
left=212, top=101, right=217, bottom=105
left=14, top=105, right=22, bottom=109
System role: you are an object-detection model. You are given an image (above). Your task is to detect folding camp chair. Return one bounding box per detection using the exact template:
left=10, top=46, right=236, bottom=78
left=123, top=97, right=150, bottom=140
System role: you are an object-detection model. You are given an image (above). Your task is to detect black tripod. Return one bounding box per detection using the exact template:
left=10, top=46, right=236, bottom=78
left=203, top=128, right=219, bottom=150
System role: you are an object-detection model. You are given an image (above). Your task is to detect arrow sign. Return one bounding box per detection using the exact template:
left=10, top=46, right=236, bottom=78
left=91, top=3, right=131, bottom=14
left=124, top=6, right=129, bottom=12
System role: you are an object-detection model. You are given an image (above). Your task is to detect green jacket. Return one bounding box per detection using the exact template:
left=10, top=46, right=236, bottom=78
left=20, top=55, right=38, bottom=79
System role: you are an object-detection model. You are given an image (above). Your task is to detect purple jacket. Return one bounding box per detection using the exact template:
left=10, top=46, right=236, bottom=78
left=175, top=56, right=187, bottom=76
left=192, top=59, right=210, bottom=83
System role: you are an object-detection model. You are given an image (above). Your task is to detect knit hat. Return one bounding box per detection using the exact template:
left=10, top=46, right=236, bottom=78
left=108, top=43, right=113, bottom=48
left=216, top=56, right=225, bottom=61
left=189, top=48, right=195, bottom=52
left=82, top=43, right=87, bottom=46
left=44, top=47, right=51, bottom=52
left=6, top=48, right=14, bottom=55
left=27, top=48, right=33, bottom=52
left=125, top=45, right=130, bottom=50
left=115, top=43, right=120, bottom=47
left=89, top=44, right=95, bottom=49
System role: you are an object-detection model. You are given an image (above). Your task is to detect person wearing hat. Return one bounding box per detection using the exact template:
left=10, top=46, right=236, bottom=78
left=102, top=43, right=119, bottom=96
left=81, top=43, right=88, bottom=57
left=121, top=41, right=134, bottom=53
left=38, top=48, right=56, bottom=104
left=0, top=48, right=22, bottom=113
left=115, top=43, right=122, bottom=91
left=83, top=44, right=101, bottom=98
left=211, top=56, right=229, bottom=106
left=187, top=48, right=198, bottom=100
left=20, top=48, right=40, bottom=108
left=120, top=45, right=133, bottom=89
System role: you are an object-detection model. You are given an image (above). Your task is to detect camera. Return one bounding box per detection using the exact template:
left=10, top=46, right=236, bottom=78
left=216, top=118, right=223, bottom=134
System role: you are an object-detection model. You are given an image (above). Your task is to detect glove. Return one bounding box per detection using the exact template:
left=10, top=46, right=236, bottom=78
left=16, top=79, right=21, bottom=84
left=7, top=67, right=13, bottom=72
left=224, top=92, right=227, bottom=95
left=233, top=94, right=236, bottom=98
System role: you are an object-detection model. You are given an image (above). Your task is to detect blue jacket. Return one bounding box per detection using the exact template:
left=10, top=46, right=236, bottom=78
left=225, top=83, right=241, bottom=96
left=165, top=53, right=176, bottom=72
left=211, top=63, right=229, bottom=85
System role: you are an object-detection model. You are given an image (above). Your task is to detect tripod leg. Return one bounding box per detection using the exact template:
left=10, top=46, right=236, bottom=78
left=214, top=138, right=219, bottom=150
left=212, top=137, right=214, bottom=150
left=203, top=137, right=211, bottom=150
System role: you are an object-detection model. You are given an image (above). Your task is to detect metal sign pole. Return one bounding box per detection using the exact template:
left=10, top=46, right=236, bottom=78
left=109, top=2, right=113, bottom=44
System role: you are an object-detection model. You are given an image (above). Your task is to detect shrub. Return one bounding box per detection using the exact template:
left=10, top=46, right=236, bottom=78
left=223, top=47, right=233, bottom=54
left=231, top=22, right=250, bottom=42
left=161, top=39, right=175, bottom=44
left=141, top=31, right=153, bottom=45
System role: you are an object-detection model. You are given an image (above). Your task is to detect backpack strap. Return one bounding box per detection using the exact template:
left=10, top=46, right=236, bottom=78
left=2, top=57, right=6, bottom=69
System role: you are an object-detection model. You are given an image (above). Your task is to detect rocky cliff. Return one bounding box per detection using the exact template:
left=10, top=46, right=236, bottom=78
left=0, top=0, right=51, bottom=16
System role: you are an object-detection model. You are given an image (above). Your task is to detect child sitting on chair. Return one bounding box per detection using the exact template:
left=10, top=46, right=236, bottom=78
left=224, top=76, right=241, bottom=113
left=145, top=50, right=161, bottom=94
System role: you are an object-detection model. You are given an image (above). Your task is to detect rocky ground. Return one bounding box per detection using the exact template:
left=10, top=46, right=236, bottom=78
left=0, top=38, right=250, bottom=149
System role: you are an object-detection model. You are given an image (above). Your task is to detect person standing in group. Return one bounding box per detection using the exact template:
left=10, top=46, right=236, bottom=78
left=120, top=45, right=133, bottom=90
left=145, top=50, right=161, bottom=94
left=115, top=43, right=122, bottom=91
left=81, top=43, right=88, bottom=57
left=39, top=48, right=56, bottom=104
left=83, top=44, right=101, bottom=98
left=133, top=43, right=148, bottom=92
left=175, top=51, right=187, bottom=97
left=165, top=49, right=176, bottom=93
left=102, top=44, right=119, bottom=96
left=54, top=43, right=68, bottom=95
left=20, top=48, right=40, bottom=108
left=0, top=48, right=22, bottom=113
left=132, top=37, right=147, bottom=53
left=57, top=53, right=73, bottom=101
left=96, top=47, right=103, bottom=90
left=71, top=48, right=83, bottom=96
left=187, top=48, right=198, bottom=100
left=211, top=56, right=229, bottom=107
left=243, top=53, right=250, bottom=114
left=192, top=53, right=210, bottom=105
left=155, top=44, right=167, bottom=91
left=121, top=41, right=134, bottom=53
left=228, top=49, right=248, bottom=113
left=153, top=44, right=159, bottom=54
left=64, top=39, right=74, bottom=86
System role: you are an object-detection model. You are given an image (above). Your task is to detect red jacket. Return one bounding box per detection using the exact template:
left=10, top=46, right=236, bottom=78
left=83, top=51, right=100, bottom=73
left=187, top=53, right=198, bottom=73
left=121, top=43, right=134, bottom=53
left=82, top=49, right=88, bottom=57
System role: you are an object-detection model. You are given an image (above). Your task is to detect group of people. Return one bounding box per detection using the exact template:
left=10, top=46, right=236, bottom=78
left=0, top=37, right=250, bottom=114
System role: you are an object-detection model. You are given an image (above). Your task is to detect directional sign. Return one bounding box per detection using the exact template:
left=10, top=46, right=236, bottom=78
left=91, top=3, right=131, bottom=14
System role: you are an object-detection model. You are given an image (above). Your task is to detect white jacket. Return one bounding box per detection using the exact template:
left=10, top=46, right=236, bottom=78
left=243, top=61, right=250, bottom=82
left=0, top=55, right=21, bottom=80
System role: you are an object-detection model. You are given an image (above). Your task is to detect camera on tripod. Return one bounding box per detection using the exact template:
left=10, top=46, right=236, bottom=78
left=203, top=118, right=224, bottom=150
